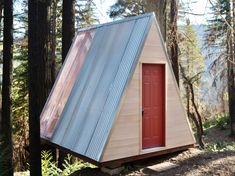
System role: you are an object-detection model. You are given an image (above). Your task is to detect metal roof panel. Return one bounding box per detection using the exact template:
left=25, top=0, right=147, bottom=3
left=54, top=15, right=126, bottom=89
left=42, top=13, right=154, bottom=162
left=85, top=16, right=152, bottom=161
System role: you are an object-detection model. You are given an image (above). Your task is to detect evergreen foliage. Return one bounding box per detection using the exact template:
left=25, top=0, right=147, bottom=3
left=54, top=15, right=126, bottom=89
left=179, top=20, right=205, bottom=77
left=205, top=0, right=235, bottom=135
left=12, top=46, right=29, bottom=171
left=109, top=0, right=145, bottom=18
left=0, top=0, right=234, bottom=174
left=204, top=0, right=230, bottom=97
left=0, top=0, right=14, bottom=175
left=75, top=0, right=99, bottom=28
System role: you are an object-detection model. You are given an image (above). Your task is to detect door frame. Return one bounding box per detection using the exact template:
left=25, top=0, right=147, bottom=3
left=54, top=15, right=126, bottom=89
left=139, top=62, right=167, bottom=153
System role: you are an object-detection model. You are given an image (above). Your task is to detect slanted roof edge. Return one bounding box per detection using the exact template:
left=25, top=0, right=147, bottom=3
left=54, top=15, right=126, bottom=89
left=152, top=17, right=196, bottom=143
left=77, top=12, right=155, bottom=33
left=97, top=15, right=155, bottom=162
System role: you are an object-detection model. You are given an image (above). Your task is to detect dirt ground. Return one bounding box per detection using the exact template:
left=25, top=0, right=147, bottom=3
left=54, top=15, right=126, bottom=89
left=70, top=149, right=235, bottom=176
left=121, top=149, right=235, bottom=176
left=71, top=126, right=235, bottom=176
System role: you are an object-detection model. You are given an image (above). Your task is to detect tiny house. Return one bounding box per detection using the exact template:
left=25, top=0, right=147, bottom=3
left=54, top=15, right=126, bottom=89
left=40, top=13, right=195, bottom=166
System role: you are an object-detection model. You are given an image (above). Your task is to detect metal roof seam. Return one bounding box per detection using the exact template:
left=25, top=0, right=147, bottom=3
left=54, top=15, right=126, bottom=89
left=83, top=19, right=138, bottom=157
left=47, top=13, right=156, bottom=162
left=85, top=16, right=153, bottom=161
left=40, top=32, right=89, bottom=138
left=58, top=27, right=107, bottom=147
left=67, top=26, right=114, bottom=150
left=71, top=24, right=131, bottom=153
left=40, top=32, right=79, bottom=137
left=51, top=27, right=106, bottom=145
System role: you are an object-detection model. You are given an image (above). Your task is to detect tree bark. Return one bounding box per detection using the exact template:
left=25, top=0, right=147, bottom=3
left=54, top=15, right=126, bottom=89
left=28, top=0, right=51, bottom=175
left=189, top=112, right=204, bottom=147
left=62, top=0, right=75, bottom=62
left=186, top=85, right=190, bottom=116
left=145, top=0, right=167, bottom=41
left=45, top=0, right=58, bottom=160
left=0, top=0, right=14, bottom=175
left=180, top=65, right=204, bottom=147
left=232, top=0, right=235, bottom=124
left=170, top=0, right=179, bottom=85
left=188, top=80, right=204, bottom=135
left=58, top=0, right=75, bottom=168
left=227, top=28, right=234, bottom=136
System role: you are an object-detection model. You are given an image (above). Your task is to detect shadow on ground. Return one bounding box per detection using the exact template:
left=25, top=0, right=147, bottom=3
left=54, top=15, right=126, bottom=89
left=70, top=149, right=235, bottom=176
left=70, top=125, right=235, bottom=176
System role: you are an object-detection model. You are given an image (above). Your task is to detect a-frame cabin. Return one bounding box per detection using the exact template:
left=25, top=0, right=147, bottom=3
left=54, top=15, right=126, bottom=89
left=40, top=13, right=195, bottom=166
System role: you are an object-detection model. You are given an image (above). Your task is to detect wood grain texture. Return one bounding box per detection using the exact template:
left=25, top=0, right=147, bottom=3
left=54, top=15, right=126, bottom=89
left=101, top=22, right=195, bottom=162
left=101, top=64, right=140, bottom=161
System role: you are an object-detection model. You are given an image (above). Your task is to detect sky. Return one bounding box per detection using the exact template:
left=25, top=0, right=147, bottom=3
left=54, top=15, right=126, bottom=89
left=93, top=0, right=117, bottom=22
left=13, top=0, right=212, bottom=29
left=179, top=0, right=211, bottom=24
left=94, top=0, right=212, bottom=24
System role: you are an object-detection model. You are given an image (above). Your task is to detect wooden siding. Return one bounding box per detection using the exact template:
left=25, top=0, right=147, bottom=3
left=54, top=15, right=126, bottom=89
left=101, top=65, right=140, bottom=161
left=101, top=22, right=195, bottom=162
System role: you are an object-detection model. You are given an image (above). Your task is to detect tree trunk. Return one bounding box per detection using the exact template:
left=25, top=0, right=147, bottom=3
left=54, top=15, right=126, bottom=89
left=58, top=0, right=75, bottom=168
left=41, top=0, right=58, bottom=161
left=0, top=0, right=3, bottom=40
left=169, top=0, right=179, bottom=85
left=186, top=85, right=190, bottom=117
left=0, top=0, right=14, bottom=175
left=145, top=0, right=167, bottom=41
left=232, top=0, right=235, bottom=124
left=227, top=28, right=234, bottom=136
left=180, top=65, right=204, bottom=147
left=188, top=81, right=204, bottom=135
left=28, top=0, right=51, bottom=175
left=189, top=112, right=204, bottom=148
left=62, top=0, right=75, bottom=63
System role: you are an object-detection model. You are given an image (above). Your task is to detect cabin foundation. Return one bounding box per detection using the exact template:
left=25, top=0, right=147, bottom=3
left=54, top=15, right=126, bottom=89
left=101, top=166, right=125, bottom=175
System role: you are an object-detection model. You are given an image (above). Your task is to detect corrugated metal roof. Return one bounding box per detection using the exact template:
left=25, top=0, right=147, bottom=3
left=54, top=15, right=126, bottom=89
left=40, top=30, right=95, bottom=139
left=41, top=13, right=154, bottom=162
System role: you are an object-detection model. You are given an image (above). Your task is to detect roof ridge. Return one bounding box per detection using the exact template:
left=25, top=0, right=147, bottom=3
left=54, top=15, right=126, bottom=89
left=77, top=12, right=155, bottom=32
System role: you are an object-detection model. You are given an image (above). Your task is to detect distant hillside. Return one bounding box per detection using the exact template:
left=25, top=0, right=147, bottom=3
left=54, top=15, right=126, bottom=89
left=193, top=24, right=206, bottom=47
left=179, top=24, right=224, bottom=113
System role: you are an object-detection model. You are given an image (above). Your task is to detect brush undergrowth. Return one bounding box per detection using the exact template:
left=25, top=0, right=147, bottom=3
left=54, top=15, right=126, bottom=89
left=202, top=113, right=235, bottom=152
left=204, top=141, right=235, bottom=152
left=41, top=151, right=95, bottom=176
left=203, top=113, right=229, bottom=131
left=14, top=151, right=96, bottom=176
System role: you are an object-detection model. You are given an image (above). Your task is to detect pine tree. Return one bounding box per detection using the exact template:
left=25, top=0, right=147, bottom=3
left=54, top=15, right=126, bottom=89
left=145, top=0, right=167, bottom=40
left=169, top=0, right=179, bottom=85
left=109, top=0, right=145, bottom=18
left=62, top=0, right=75, bottom=63
left=109, top=0, right=167, bottom=40
left=75, top=0, right=99, bottom=28
left=109, top=0, right=180, bottom=81
left=0, top=0, right=14, bottom=175
left=58, top=0, right=75, bottom=168
left=205, top=0, right=234, bottom=135
left=179, top=19, right=205, bottom=146
left=28, top=0, right=51, bottom=175
left=180, top=21, right=204, bottom=77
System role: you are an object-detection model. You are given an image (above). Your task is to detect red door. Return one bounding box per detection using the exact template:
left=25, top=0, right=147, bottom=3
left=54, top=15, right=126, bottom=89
left=142, top=64, right=165, bottom=149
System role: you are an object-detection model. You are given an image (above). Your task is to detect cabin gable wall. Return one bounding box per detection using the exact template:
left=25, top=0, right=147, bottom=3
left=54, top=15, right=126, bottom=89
left=101, top=22, right=195, bottom=162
